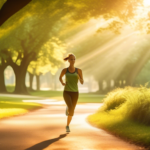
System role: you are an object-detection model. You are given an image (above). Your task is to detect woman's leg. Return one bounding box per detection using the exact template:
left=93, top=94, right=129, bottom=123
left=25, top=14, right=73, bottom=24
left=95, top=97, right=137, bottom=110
left=70, top=91, right=79, bottom=116
left=67, top=115, right=72, bottom=126
left=67, top=92, right=79, bottom=126
left=63, top=91, right=74, bottom=126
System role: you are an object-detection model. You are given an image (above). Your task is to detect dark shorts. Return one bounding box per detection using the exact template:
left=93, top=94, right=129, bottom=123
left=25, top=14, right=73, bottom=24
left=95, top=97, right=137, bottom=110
left=63, top=90, right=79, bottom=116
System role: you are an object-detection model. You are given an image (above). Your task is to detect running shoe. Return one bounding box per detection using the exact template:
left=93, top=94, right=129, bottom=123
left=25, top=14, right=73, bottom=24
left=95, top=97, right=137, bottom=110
left=66, top=126, right=70, bottom=132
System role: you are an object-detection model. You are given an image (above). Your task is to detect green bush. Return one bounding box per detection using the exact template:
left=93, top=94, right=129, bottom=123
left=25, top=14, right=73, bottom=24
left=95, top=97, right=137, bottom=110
left=124, top=86, right=150, bottom=125
left=97, top=87, right=127, bottom=112
left=98, top=86, right=150, bottom=126
left=88, top=85, right=150, bottom=147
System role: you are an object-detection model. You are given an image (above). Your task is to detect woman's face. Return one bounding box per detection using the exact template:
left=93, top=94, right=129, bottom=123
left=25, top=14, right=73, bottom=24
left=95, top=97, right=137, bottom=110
left=68, top=55, right=75, bottom=64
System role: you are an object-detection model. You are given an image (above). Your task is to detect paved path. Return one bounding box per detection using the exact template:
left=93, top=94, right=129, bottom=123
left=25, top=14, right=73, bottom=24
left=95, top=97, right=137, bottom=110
left=0, top=100, right=145, bottom=150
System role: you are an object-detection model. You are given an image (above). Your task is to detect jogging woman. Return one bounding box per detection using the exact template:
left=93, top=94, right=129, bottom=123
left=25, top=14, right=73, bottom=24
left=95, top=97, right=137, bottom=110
left=59, top=53, right=84, bottom=132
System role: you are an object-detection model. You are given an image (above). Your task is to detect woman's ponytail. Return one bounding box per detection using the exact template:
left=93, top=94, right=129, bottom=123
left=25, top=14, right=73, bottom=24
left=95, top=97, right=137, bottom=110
left=63, top=53, right=76, bottom=61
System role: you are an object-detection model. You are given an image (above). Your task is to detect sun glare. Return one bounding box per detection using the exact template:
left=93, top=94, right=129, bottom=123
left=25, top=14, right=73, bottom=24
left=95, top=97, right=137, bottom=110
left=144, top=0, right=150, bottom=6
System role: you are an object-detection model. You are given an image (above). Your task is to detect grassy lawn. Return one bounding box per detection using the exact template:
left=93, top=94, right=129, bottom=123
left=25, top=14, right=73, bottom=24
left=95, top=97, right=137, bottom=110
left=0, top=96, right=43, bottom=120
left=87, top=111, right=150, bottom=148
left=6, top=85, right=15, bottom=93
left=2, top=85, right=105, bottom=119
left=0, top=96, right=45, bottom=102
left=3, top=85, right=105, bottom=121
left=6, top=85, right=105, bottom=103
left=30, top=90, right=105, bottom=103
left=87, top=86, right=150, bottom=149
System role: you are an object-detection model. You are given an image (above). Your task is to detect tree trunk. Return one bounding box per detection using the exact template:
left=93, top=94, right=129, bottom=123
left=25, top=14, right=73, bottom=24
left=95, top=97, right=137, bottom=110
left=0, top=66, right=7, bottom=93
left=51, top=74, right=56, bottom=90
left=114, top=80, right=120, bottom=88
left=11, top=55, right=32, bottom=94
left=13, top=66, right=28, bottom=94
left=121, top=80, right=125, bottom=88
left=87, top=76, right=93, bottom=92
left=106, top=80, right=111, bottom=92
left=98, top=80, right=103, bottom=93
left=29, top=72, right=34, bottom=91
left=36, top=75, right=40, bottom=91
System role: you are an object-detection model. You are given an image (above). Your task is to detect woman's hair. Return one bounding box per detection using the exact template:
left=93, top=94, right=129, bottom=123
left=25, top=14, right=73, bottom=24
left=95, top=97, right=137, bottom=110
left=63, top=53, right=76, bottom=61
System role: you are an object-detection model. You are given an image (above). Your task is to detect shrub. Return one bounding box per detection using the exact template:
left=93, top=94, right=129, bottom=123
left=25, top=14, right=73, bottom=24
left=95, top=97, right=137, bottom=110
left=97, top=88, right=127, bottom=112
left=98, top=85, right=150, bottom=126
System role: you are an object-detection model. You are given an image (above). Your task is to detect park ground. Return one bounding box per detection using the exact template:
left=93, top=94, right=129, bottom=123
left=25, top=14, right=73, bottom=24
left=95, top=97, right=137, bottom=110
left=0, top=89, right=146, bottom=150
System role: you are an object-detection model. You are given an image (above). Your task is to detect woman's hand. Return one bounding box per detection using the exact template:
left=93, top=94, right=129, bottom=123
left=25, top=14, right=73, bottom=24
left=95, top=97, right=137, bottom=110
left=77, top=74, right=83, bottom=81
left=77, top=73, right=83, bottom=83
left=62, top=82, right=66, bottom=86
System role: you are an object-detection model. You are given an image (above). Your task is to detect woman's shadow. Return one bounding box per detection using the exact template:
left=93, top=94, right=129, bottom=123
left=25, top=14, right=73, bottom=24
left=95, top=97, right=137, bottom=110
left=25, top=133, right=69, bottom=150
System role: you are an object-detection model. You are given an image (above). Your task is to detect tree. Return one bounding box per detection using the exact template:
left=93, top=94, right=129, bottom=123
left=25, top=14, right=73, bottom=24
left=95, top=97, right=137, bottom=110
left=0, top=2, right=70, bottom=94
left=27, top=37, right=66, bottom=90
left=0, top=50, right=8, bottom=93
left=0, top=0, right=149, bottom=94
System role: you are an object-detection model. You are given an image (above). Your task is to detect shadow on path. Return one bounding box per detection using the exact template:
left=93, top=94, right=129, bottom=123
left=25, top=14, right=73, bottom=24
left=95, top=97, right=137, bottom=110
left=25, top=133, right=68, bottom=150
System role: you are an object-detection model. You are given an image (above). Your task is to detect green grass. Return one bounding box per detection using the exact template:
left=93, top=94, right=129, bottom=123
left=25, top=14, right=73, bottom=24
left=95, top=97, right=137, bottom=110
left=30, top=90, right=63, bottom=97
left=2, top=86, right=105, bottom=119
left=0, top=101, right=42, bottom=110
left=30, top=90, right=105, bottom=103
left=78, top=95, right=105, bottom=103
left=87, top=112, right=150, bottom=148
left=6, top=85, right=15, bottom=93
left=0, top=97, right=45, bottom=102
left=6, top=85, right=105, bottom=103
left=87, top=86, right=150, bottom=148
left=0, top=96, right=43, bottom=119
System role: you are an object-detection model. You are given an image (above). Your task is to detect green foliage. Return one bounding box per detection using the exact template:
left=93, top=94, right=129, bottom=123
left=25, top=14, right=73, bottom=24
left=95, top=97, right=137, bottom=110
left=1, top=0, right=150, bottom=94
left=71, top=0, right=143, bottom=20
left=0, top=101, right=42, bottom=110
left=124, top=86, right=150, bottom=125
left=99, top=88, right=127, bottom=111
left=0, top=97, right=42, bottom=119
left=27, top=37, right=66, bottom=75
left=70, top=0, right=144, bottom=33
left=96, top=86, right=150, bottom=126
left=6, top=85, right=15, bottom=93
left=0, top=0, right=71, bottom=78
left=88, top=86, right=150, bottom=147
left=97, top=20, right=124, bottom=34
left=88, top=111, right=150, bottom=147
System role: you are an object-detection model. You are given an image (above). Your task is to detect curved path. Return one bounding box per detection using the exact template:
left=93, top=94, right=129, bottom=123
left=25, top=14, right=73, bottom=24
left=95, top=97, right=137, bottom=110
left=0, top=99, right=145, bottom=150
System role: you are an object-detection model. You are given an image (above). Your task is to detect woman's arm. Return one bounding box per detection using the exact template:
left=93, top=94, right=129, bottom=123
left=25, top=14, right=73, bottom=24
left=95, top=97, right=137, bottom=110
left=77, top=69, right=84, bottom=84
left=59, top=69, right=66, bottom=86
